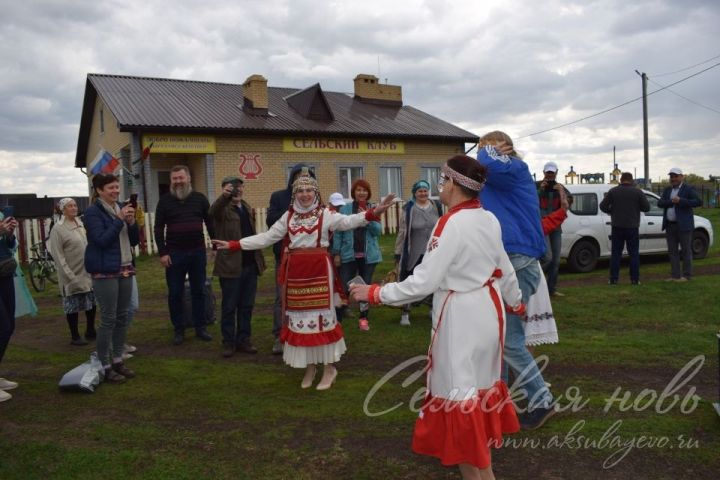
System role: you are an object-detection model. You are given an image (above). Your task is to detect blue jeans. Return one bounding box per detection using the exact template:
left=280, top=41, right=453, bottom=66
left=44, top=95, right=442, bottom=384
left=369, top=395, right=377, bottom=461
left=0, top=274, right=15, bottom=364
left=610, top=227, right=640, bottom=282
left=503, top=255, right=553, bottom=411
left=219, top=266, right=258, bottom=345
left=93, top=275, right=133, bottom=366
left=166, top=249, right=206, bottom=333
left=541, top=229, right=562, bottom=294
left=339, top=259, right=376, bottom=317
left=666, top=223, right=693, bottom=279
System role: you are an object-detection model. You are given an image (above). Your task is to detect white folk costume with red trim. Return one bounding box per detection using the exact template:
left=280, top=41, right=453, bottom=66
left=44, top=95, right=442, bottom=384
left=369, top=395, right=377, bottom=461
left=237, top=205, right=375, bottom=368
left=378, top=199, right=522, bottom=469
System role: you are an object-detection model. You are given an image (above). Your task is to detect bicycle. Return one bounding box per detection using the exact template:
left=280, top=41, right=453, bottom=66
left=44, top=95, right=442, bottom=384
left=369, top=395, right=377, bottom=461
left=28, top=241, right=57, bottom=292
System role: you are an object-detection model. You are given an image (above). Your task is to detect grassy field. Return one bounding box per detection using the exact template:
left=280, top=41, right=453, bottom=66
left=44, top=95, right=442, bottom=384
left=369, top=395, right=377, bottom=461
left=1, top=208, right=719, bottom=479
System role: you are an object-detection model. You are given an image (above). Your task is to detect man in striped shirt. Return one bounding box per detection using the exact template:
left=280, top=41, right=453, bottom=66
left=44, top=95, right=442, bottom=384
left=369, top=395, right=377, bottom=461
left=155, top=165, right=215, bottom=345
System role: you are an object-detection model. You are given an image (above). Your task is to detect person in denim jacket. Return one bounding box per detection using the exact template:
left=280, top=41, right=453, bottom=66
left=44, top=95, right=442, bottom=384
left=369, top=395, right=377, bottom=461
left=334, top=179, right=382, bottom=331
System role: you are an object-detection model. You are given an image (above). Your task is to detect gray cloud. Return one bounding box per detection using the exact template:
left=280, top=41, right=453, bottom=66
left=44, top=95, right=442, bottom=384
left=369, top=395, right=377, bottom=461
left=1, top=0, right=719, bottom=196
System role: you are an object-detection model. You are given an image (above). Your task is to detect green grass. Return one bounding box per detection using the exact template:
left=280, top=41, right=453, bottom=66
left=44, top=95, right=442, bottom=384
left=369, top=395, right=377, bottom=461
left=1, top=209, right=719, bottom=479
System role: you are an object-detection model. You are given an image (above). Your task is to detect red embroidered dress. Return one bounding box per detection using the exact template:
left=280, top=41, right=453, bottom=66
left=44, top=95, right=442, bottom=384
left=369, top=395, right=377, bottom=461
left=378, top=199, right=522, bottom=468
left=233, top=205, right=377, bottom=368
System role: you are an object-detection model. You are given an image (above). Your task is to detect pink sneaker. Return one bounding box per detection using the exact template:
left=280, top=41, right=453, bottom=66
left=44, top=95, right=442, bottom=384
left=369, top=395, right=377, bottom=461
left=359, top=317, right=370, bottom=331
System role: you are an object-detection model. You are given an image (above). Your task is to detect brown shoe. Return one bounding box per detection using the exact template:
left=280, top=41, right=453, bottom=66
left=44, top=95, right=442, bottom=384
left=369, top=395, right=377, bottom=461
left=236, top=340, right=258, bottom=354
left=105, top=369, right=126, bottom=384
left=112, top=362, right=135, bottom=379
left=222, top=344, right=235, bottom=358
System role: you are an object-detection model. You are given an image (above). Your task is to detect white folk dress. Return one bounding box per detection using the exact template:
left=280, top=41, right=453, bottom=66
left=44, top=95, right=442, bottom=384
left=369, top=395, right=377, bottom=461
left=524, top=263, right=559, bottom=346
left=378, top=199, right=522, bottom=469
left=239, top=206, right=372, bottom=368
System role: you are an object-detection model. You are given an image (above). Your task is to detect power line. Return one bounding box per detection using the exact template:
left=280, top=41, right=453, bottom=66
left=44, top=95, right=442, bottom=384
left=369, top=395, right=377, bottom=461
left=647, top=77, right=720, bottom=115
left=516, top=60, right=720, bottom=139
left=651, top=53, right=720, bottom=78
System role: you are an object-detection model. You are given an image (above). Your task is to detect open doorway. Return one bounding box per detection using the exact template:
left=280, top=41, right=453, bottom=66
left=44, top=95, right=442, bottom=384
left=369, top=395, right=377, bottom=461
left=158, top=171, right=170, bottom=197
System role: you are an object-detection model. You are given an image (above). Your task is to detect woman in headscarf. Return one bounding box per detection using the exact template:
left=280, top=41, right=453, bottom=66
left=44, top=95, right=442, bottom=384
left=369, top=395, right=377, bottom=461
left=213, top=173, right=395, bottom=390
left=50, top=197, right=97, bottom=345
left=351, top=155, right=523, bottom=480
left=394, top=179, right=442, bottom=326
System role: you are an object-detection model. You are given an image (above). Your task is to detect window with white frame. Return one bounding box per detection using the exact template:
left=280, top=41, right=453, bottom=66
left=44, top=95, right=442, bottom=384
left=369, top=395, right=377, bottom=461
left=286, top=165, right=316, bottom=183
left=379, top=166, right=402, bottom=199
left=338, top=166, right=363, bottom=199
left=421, top=166, right=441, bottom=197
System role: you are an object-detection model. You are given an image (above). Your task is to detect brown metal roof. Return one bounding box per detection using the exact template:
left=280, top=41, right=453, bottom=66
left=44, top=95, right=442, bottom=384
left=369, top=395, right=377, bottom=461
left=76, top=73, right=478, bottom=167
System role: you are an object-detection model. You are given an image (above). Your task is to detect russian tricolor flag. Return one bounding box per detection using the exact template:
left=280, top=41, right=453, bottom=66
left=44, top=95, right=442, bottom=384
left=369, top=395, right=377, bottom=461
left=89, top=149, right=120, bottom=175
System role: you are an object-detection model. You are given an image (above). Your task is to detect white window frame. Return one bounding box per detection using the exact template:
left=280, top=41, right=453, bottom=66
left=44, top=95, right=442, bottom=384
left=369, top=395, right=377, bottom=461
left=379, top=166, right=402, bottom=200
left=286, top=164, right=316, bottom=183
left=421, top=166, right=442, bottom=198
left=338, top=166, right=364, bottom=199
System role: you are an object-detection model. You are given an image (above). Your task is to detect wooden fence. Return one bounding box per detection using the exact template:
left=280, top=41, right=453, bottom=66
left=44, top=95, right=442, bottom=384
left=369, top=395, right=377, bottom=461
left=13, top=202, right=409, bottom=261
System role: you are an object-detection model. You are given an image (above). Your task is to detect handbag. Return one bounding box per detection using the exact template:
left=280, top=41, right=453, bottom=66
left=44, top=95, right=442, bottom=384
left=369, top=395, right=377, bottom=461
left=0, top=256, right=17, bottom=277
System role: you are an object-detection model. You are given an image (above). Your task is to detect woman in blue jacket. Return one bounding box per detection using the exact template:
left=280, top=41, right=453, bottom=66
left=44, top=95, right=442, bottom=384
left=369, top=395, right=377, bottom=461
left=335, top=179, right=382, bottom=331
left=84, top=174, right=139, bottom=383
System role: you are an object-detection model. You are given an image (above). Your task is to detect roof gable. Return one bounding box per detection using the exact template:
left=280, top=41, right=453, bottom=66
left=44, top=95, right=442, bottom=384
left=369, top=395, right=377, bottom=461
left=76, top=73, right=479, bottom=167
left=285, top=83, right=334, bottom=122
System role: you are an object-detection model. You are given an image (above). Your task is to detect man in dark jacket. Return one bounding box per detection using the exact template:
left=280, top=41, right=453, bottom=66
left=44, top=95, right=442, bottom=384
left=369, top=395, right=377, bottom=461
left=656, top=167, right=702, bottom=281
left=599, top=172, right=651, bottom=285
left=154, top=165, right=215, bottom=345
left=210, top=176, right=266, bottom=357
left=265, top=164, right=315, bottom=354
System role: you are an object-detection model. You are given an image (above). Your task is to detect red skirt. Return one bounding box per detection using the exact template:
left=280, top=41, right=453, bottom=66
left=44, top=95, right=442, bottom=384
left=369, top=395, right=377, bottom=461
left=412, top=380, right=519, bottom=469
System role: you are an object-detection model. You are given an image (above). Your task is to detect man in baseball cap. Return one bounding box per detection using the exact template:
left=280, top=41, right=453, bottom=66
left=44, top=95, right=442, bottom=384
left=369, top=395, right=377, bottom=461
left=210, top=174, right=265, bottom=357
left=657, top=166, right=701, bottom=281
left=538, top=160, right=566, bottom=296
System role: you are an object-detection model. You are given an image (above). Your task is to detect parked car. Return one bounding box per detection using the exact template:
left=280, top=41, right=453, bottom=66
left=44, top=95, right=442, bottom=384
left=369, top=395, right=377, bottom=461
left=560, top=184, right=714, bottom=273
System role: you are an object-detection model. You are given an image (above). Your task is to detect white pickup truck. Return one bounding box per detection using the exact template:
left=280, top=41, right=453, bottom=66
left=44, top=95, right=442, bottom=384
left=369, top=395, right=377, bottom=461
left=560, top=184, right=714, bottom=272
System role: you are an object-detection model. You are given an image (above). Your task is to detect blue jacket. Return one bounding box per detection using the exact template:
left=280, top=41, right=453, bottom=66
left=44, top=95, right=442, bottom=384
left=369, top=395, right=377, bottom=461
left=334, top=202, right=383, bottom=264
left=657, top=183, right=702, bottom=232
left=477, top=146, right=545, bottom=259
left=84, top=200, right=139, bottom=275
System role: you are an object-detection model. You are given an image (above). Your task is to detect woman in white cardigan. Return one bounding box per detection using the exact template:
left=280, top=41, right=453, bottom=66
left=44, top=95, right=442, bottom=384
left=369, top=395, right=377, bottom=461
left=49, top=198, right=96, bottom=345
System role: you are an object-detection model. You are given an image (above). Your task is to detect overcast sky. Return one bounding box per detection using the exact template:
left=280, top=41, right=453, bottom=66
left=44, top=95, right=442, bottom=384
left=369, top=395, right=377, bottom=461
left=1, top=0, right=718, bottom=197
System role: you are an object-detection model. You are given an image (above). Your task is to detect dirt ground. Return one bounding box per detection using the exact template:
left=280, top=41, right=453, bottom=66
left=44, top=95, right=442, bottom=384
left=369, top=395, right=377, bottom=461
left=8, top=259, right=720, bottom=479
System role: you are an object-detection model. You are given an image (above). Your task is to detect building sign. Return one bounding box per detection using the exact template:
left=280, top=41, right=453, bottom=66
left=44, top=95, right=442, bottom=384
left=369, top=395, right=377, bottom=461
left=142, top=134, right=216, bottom=154
left=238, top=153, right=263, bottom=180
left=283, top=138, right=405, bottom=154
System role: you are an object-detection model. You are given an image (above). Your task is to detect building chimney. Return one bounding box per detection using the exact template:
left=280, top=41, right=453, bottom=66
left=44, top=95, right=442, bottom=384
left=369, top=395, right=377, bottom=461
left=243, top=74, right=268, bottom=113
left=353, top=74, right=402, bottom=106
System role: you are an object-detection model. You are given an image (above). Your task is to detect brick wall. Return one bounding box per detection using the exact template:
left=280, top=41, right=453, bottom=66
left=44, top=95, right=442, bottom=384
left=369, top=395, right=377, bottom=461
left=212, top=136, right=464, bottom=207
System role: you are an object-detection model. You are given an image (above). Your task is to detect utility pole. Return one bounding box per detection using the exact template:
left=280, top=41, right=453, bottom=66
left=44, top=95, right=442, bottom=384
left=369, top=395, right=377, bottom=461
left=635, top=70, right=649, bottom=187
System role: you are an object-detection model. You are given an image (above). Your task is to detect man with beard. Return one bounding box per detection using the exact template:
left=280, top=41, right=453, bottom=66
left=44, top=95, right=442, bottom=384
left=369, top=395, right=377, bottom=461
left=154, top=165, right=215, bottom=345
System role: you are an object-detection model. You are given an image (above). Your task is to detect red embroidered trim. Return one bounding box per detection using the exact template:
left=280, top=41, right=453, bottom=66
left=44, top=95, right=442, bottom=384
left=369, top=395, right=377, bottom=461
left=365, top=209, right=381, bottom=222
left=280, top=322, right=344, bottom=346
left=368, top=284, right=382, bottom=305
left=432, top=198, right=481, bottom=237
left=228, top=240, right=241, bottom=251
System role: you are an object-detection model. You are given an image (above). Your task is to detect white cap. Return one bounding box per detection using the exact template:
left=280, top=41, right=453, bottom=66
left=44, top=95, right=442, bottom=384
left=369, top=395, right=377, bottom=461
left=668, top=167, right=683, bottom=175
left=543, top=161, right=558, bottom=173
left=328, top=192, right=346, bottom=206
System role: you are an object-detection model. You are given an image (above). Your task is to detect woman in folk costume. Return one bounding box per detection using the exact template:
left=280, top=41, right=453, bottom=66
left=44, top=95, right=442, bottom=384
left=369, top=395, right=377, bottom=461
left=524, top=204, right=568, bottom=348
left=351, top=155, right=524, bottom=480
left=213, top=173, right=395, bottom=390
